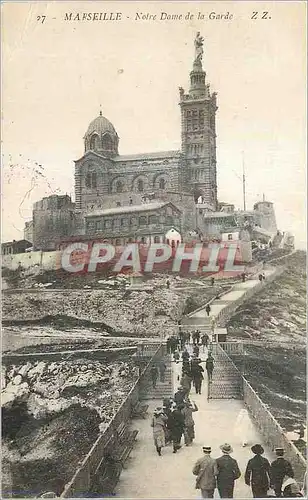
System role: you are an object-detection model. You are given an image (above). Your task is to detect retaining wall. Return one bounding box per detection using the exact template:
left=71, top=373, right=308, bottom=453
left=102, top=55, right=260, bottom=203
left=243, top=378, right=306, bottom=482
left=212, top=344, right=306, bottom=482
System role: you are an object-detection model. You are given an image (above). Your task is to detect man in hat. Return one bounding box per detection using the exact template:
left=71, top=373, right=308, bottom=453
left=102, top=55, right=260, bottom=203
left=270, top=448, right=294, bottom=497
left=193, top=446, right=218, bottom=498
left=245, top=444, right=271, bottom=498
left=169, top=403, right=185, bottom=453
left=205, top=353, right=214, bottom=383
left=174, top=385, right=186, bottom=405
left=158, top=360, right=167, bottom=383
left=191, top=359, right=204, bottom=395
left=216, top=443, right=241, bottom=498
left=150, top=364, right=159, bottom=388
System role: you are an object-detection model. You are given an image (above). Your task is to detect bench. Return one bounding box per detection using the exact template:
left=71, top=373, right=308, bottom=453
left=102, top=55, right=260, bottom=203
left=112, top=428, right=139, bottom=468
left=132, top=401, right=149, bottom=419
left=91, top=457, right=122, bottom=496
left=89, top=423, right=139, bottom=496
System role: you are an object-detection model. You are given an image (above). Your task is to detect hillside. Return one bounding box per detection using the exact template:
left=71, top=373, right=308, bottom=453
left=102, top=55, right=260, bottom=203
left=227, top=251, right=306, bottom=453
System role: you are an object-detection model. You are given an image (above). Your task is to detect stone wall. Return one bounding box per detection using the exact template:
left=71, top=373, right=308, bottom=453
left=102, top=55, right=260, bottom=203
left=2, top=251, right=58, bottom=272
left=243, top=379, right=306, bottom=482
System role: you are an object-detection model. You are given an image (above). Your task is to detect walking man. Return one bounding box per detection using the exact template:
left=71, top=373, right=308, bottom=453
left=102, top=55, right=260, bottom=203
left=196, top=330, right=201, bottom=344
left=169, top=404, right=185, bottom=453
left=158, top=360, right=167, bottom=383
left=174, top=385, right=186, bottom=405
left=205, top=304, right=211, bottom=316
left=270, top=448, right=294, bottom=497
left=192, top=360, right=204, bottom=394
left=193, top=446, right=218, bottom=498
left=193, top=344, right=200, bottom=357
left=216, top=443, right=241, bottom=498
left=150, top=364, right=159, bottom=388
left=245, top=444, right=271, bottom=498
left=182, top=348, right=190, bottom=363
left=206, top=353, right=214, bottom=383
left=201, top=334, right=208, bottom=352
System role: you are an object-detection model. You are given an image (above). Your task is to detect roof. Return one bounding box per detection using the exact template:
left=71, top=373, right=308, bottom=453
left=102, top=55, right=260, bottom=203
left=74, top=149, right=181, bottom=164
left=2, top=239, right=32, bottom=247
left=84, top=113, right=117, bottom=138
left=85, top=201, right=181, bottom=218
left=113, top=150, right=181, bottom=162
left=203, top=212, right=236, bottom=219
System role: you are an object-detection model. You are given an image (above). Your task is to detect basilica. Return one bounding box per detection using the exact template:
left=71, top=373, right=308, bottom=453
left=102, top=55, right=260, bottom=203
left=27, top=34, right=277, bottom=257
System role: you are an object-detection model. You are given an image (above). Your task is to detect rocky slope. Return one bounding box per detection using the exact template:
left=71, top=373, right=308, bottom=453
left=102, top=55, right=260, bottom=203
left=2, top=357, right=139, bottom=497
left=2, top=273, right=228, bottom=341
left=227, top=251, right=306, bottom=454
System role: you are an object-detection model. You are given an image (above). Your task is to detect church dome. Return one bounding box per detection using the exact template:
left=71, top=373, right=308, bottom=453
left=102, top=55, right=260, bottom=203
left=86, top=112, right=117, bottom=137
left=84, top=111, right=119, bottom=157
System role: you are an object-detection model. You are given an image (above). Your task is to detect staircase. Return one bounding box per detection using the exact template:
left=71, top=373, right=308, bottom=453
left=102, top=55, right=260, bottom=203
left=209, top=346, right=243, bottom=400
left=139, top=358, right=173, bottom=400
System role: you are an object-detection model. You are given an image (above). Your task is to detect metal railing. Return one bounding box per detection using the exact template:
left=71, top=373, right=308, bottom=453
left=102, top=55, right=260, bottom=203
left=218, top=342, right=244, bottom=355
left=61, top=343, right=165, bottom=498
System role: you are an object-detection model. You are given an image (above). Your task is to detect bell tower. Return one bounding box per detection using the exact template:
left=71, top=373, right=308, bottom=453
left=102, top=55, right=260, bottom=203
left=179, top=33, right=218, bottom=209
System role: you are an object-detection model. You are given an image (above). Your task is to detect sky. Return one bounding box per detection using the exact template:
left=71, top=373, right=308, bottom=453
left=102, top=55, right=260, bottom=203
left=1, top=1, right=307, bottom=248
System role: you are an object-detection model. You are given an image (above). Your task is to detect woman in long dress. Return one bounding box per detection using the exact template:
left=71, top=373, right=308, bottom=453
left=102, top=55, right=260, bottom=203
left=233, top=408, right=253, bottom=447
left=151, top=407, right=168, bottom=456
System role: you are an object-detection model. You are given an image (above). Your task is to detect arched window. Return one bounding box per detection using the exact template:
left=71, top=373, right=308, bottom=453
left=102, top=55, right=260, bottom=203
left=85, top=172, right=97, bottom=188
left=228, top=234, right=233, bottom=241
left=137, top=179, right=144, bottom=192
left=149, top=215, right=158, bottom=225
left=166, top=216, right=173, bottom=225
left=171, top=240, right=176, bottom=248
left=140, top=237, right=146, bottom=244
left=90, top=135, right=100, bottom=150
left=116, top=181, right=123, bottom=193
left=115, top=238, right=122, bottom=246
left=102, top=134, right=113, bottom=150
left=154, top=236, right=160, bottom=243
left=159, top=178, right=166, bottom=190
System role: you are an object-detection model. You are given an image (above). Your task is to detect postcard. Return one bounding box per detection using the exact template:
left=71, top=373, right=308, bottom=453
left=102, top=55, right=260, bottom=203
left=1, top=2, right=306, bottom=499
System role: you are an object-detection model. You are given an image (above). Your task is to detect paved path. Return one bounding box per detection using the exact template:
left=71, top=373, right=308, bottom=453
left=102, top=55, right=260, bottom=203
left=189, top=269, right=274, bottom=322
left=116, top=345, right=273, bottom=499
left=116, top=271, right=279, bottom=498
